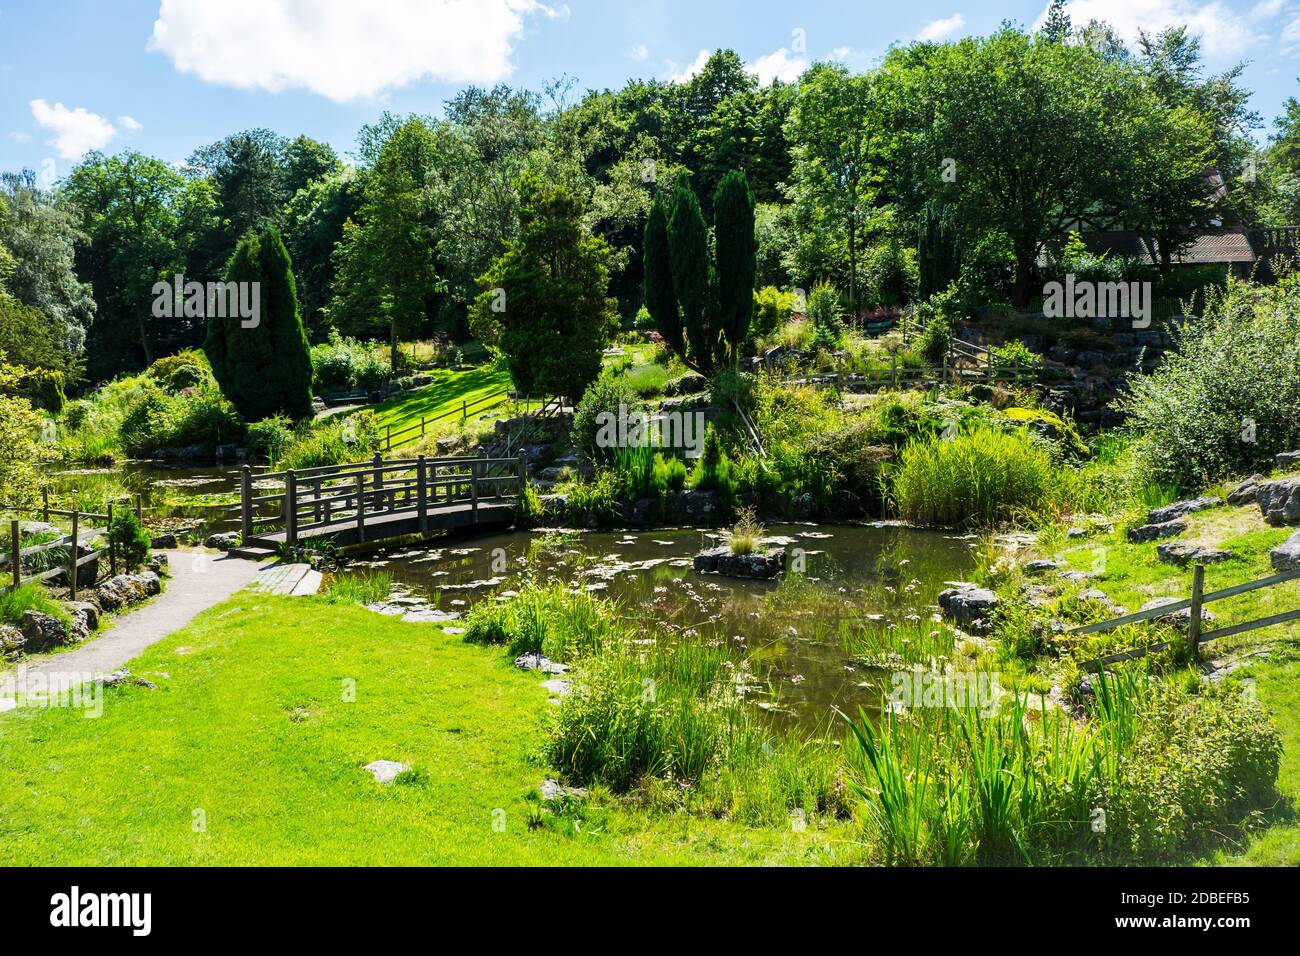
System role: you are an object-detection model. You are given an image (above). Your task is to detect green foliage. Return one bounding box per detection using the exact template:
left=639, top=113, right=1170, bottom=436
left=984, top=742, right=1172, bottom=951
left=108, top=507, right=151, bottom=572
left=918, top=204, right=959, bottom=299
left=147, top=349, right=212, bottom=392
left=914, top=287, right=961, bottom=363
left=642, top=196, right=684, bottom=356
left=472, top=174, right=617, bottom=402
left=323, top=571, right=391, bottom=606
left=892, top=426, right=1060, bottom=527
left=309, top=332, right=388, bottom=393
left=713, top=169, right=757, bottom=357
left=463, top=580, right=612, bottom=660
left=245, top=416, right=293, bottom=464
left=0, top=582, right=69, bottom=633
left=752, top=286, right=794, bottom=337
left=807, top=281, right=844, bottom=349
left=1119, top=278, right=1300, bottom=490
left=204, top=227, right=314, bottom=422
left=277, top=411, right=381, bottom=471
left=571, top=375, right=642, bottom=463
left=688, top=425, right=737, bottom=497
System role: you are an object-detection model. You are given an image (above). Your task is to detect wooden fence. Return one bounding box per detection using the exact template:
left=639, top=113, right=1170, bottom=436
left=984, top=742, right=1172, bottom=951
left=1073, top=564, right=1300, bottom=671
left=1, top=504, right=116, bottom=600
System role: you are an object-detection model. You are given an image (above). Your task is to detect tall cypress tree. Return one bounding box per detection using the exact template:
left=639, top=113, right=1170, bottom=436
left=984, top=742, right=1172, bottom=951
left=205, top=227, right=313, bottom=422
left=667, top=181, right=717, bottom=374
left=642, top=196, right=684, bottom=357
left=713, top=170, right=756, bottom=361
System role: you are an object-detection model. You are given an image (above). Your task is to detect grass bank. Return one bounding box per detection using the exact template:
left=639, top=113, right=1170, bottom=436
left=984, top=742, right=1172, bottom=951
left=0, top=594, right=851, bottom=865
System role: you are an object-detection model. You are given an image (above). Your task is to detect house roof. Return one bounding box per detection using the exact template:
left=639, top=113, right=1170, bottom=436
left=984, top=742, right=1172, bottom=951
left=1080, top=230, right=1256, bottom=266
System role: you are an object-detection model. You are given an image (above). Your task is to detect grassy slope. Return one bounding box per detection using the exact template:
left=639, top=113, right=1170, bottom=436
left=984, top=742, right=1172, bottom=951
left=371, top=366, right=512, bottom=433
left=0, top=595, right=844, bottom=865
left=1032, top=492, right=1300, bottom=864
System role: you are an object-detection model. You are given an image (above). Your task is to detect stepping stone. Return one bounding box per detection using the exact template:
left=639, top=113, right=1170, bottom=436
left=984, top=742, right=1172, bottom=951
left=362, top=760, right=409, bottom=784
left=540, top=678, right=570, bottom=696
left=442, top=626, right=466, bottom=635
left=514, top=653, right=568, bottom=674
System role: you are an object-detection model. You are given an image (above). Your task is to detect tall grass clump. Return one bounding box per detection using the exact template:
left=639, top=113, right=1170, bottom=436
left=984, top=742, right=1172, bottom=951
left=462, top=581, right=612, bottom=660
left=0, top=582, right=70, bottom=632
left=324, top=571, right=392, bottom=606
left=891, top=426, right=1058, bottom=527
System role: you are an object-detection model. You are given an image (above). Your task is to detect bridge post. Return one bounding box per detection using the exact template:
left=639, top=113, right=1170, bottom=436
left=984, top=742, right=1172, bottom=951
left=240, top=466, right=253, bottom=543
left=285, top=471, right=298, bottom=549
left=355, top=473, right=365, bottom=542
left=372, top=453, right=384, bottom=512
left=417, top=455, right=428, bottom=533
left=471, top=456, right=480, bottom=523
left=517, top=451, right=526, bottom=500
left=107, top=502, right=116, bottom=577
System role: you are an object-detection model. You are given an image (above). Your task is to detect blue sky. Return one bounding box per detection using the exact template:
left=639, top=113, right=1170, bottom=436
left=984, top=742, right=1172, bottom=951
left=2, top=0, right=1298, bottom=180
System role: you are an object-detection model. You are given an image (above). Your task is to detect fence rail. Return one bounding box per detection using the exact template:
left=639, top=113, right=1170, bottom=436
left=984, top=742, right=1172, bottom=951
left=379, top=389, right=512, bottom=452
left=2, top=507, right=118, bottom=599
left=237, top=452, right=526, bottom=547
left=1074, top=564, right=1300, bottom=671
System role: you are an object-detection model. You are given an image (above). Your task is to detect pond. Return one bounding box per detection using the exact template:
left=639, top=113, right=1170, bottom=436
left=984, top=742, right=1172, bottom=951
left=337, top=522, right=979, bottom=734
left=45, top=462, right=259, bottom=531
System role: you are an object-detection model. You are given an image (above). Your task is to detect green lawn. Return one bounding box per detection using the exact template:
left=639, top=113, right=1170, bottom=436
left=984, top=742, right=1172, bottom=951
left=372, top=366, right=513, bottom=433
left=0, top=595, right=848, bottom=865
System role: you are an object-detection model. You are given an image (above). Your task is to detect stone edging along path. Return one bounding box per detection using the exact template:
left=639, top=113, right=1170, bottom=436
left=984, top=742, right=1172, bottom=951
left=0, top=549, right=264, bottom=707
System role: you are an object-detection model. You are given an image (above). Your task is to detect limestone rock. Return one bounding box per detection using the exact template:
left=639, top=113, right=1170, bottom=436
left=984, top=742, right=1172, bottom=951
left=0, top=625, right=25, bottom=661
left=1126, top=519, right=1187, bottom=543
left=204, top=532, right=241, bottom=551
left=692, top=545, right=786, bottom=579
left=1227, top=475, right=1265, bottom=506
left=1257, top=477, right=1300, bottom=526
left=19, top=610, right=68, bottom=652
left=1146, top=496, right=1219, bottom=525
left=1270, top=530, right=1300, bottom=572
left=1024, top=559, right=1060, bottom=575
left=937, top=585, right=1000, bottom=632
left=362, top=760, right=409, bottom=784
left=1156, top=542, right=1232, bottom=566
left=1274, top=450, right=1300, bottom=470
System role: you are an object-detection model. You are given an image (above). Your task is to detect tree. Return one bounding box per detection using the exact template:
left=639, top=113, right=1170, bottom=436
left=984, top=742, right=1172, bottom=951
left=668, top=179, right=717, bottom=372
left=283, top=169, right=362, bottom=336
left=642, top=195, right=683, bottom=355
left=204, top=228, right=313, bottom=421
left=713, top=169, right=756, bottom=356
left=187, top=129, right=289, bottom=260
left=281, top=135, right=341, bottom=200
left=471, top=174, right=616, bottom=401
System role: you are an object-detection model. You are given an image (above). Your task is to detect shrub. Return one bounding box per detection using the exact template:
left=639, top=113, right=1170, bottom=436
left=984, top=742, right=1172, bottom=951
left=752, top=286, right=794, bottom=337
left=914, top=287, right=961, bottom=363
left=571, top=375, right=642, bottom=463
left=688, top=425, right=736, bottom=497
left=246, top=416, right=293, bottom=464
left=651, top=453, right=687, bottom=494
left=807, top=281, right=844, bottom=349
left=148, top=349, right=211, bottom=391
left=1118, top=278, right=1300, bottom=490
left=891, top=426, right=1060, bottom=527
left=278, top=411, right=381, bottom=470
left=117, top=386, right=172, bottom=457
left=109, top=507, right=151, bottom=571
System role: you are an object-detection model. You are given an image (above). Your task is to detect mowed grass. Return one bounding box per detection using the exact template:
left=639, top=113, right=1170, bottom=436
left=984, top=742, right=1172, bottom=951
left=372, top=366, right=512, bottom=433
left=0, top=596, right=835, bottom=865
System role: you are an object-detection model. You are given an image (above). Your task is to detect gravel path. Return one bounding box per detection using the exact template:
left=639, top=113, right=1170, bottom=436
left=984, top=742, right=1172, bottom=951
left=1, top=549, right=261, bottom=703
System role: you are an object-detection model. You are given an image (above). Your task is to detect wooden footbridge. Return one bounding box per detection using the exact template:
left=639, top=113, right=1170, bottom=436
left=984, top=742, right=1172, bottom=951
left=231, top=453, right=527, bottom=557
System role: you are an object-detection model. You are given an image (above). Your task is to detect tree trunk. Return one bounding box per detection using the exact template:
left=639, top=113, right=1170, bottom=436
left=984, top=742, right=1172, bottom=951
left=847, top=207, right=858, bottom=320
left=1012, top=246, right=1036, bottom=309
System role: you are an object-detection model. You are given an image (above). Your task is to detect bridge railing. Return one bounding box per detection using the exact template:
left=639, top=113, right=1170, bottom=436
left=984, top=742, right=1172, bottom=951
left=235, top=452, right=526, bottom=546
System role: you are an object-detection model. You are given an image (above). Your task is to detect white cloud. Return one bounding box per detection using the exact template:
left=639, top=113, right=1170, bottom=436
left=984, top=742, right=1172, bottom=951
left=667, top=49, right=711, bottom=82
left=147, top=0, right=551, bottom=102
left=917, top=13, right=966, bottom=43
left=118, top=115, right=142, bottom=131
left=29, top=99, right=117, bottom=160
left=8, top=131, right=31, bottom=143
left=629, top=43, right=649, bottom=62
left=749, top=47, right=808, bottom=84
left=1035, top=1, right=1265, bottom=59
left=1250, top=0, right=1285, bottom=18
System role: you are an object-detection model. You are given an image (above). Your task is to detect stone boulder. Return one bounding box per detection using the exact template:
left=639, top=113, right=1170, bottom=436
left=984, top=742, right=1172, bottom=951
left=150, top=533, right=178, bottom=549
left=1126, top=519, right=1187, bottom=543
left=1024, top=559, right=1060, bottom=575
left=693, top=545, right=786, bottom=579
left=937, top=584, right=1000, bottom=632
left=1139, top=597, right=1213, bottom=629
left=18, top=520, right=59, bottom=536
left=1146, top=496, right=1220, bottom=525
left=1274, top=450, right=1300, bottom=470
left=147, top=554, right=169, bottom=575
left=204, top=532, right=241, bottom=551
left=1271, top=530, right=1300, bottom=572
left=19, top=610, right=68, bottom=652
left=64, top=601, right=100, bottom=643
left=93, top=571, right=160, bottom=611
left=1156, top=542, right=1232, bottom=566
left=1227, top=475, right=1265, bottom=506
left=1257, top=477, right=1300, bottom=526
left=0, top=625, right=25, bottom=661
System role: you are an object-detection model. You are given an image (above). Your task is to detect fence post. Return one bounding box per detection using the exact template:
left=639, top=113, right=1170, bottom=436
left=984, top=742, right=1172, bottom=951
left=9, top=519, right=19, bottom=591
left=517, top=451, right=527, bottom=500
left=355, top=473, right=365, bottom=543
left=42, top=489, right=49, bottom=523
left=285, top=471, right=298, bottom=548
left=386, top=424, right=392, bottom=453
left=107, top=502, right=116, bottom=577
left=891, top=354, right=898, bottom=390
left=417, top=455, right=428, bottom=533
left=69, top=509, right=79, bottom=600
left=240, top=465, right=253, bottom=543
left=462, top=399, right=467, bottom=420
left=372, top=453, right=384, bottom=511
left=1188, top=564, right=1205, bottom=661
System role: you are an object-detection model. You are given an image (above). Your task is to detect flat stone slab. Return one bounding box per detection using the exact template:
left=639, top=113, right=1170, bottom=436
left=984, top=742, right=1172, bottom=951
left=693, top=546, right=785, bottom=579
left=1127, top=519, right=1188, bottom=543
left=1156, top=542, right=1233, bottom=566
left=252, top=563, right=321, bottom=596
left=363, top=760, right=409, bottom=784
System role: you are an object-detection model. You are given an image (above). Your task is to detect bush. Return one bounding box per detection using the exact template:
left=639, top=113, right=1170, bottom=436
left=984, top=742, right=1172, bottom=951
left=688, top=425, right=737, bottom=497
left=752, top=286, right=794, bottom=337
left=861, top=237, right=918, bottom=308
left=1119, top=278, right=1300, bottom=490
left=109, top=507, right=151, bottom=571
left=278, top=411, right=381, bottom=470
left=914, top=287, right=961, bottom=363
left=148, top=349, right=212, bottom=392
left=246, top=416, right=293, bottom=464
left=571, top=375, right=642, bottom=463
left=892, top=426, right=1060, bottom=527
left=807, top=281, right=844, bottom=350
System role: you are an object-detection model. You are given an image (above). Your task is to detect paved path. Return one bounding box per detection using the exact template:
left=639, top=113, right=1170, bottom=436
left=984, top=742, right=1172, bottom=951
left=0, top=549, right=262, bottom=704
left=252, top=562, right=322, bottom=596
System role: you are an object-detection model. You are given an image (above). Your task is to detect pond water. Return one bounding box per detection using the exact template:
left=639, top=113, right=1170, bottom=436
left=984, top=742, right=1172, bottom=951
left=338, top=522, right=979, bottom=734
left=45, top=462, right=258, bottom=531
